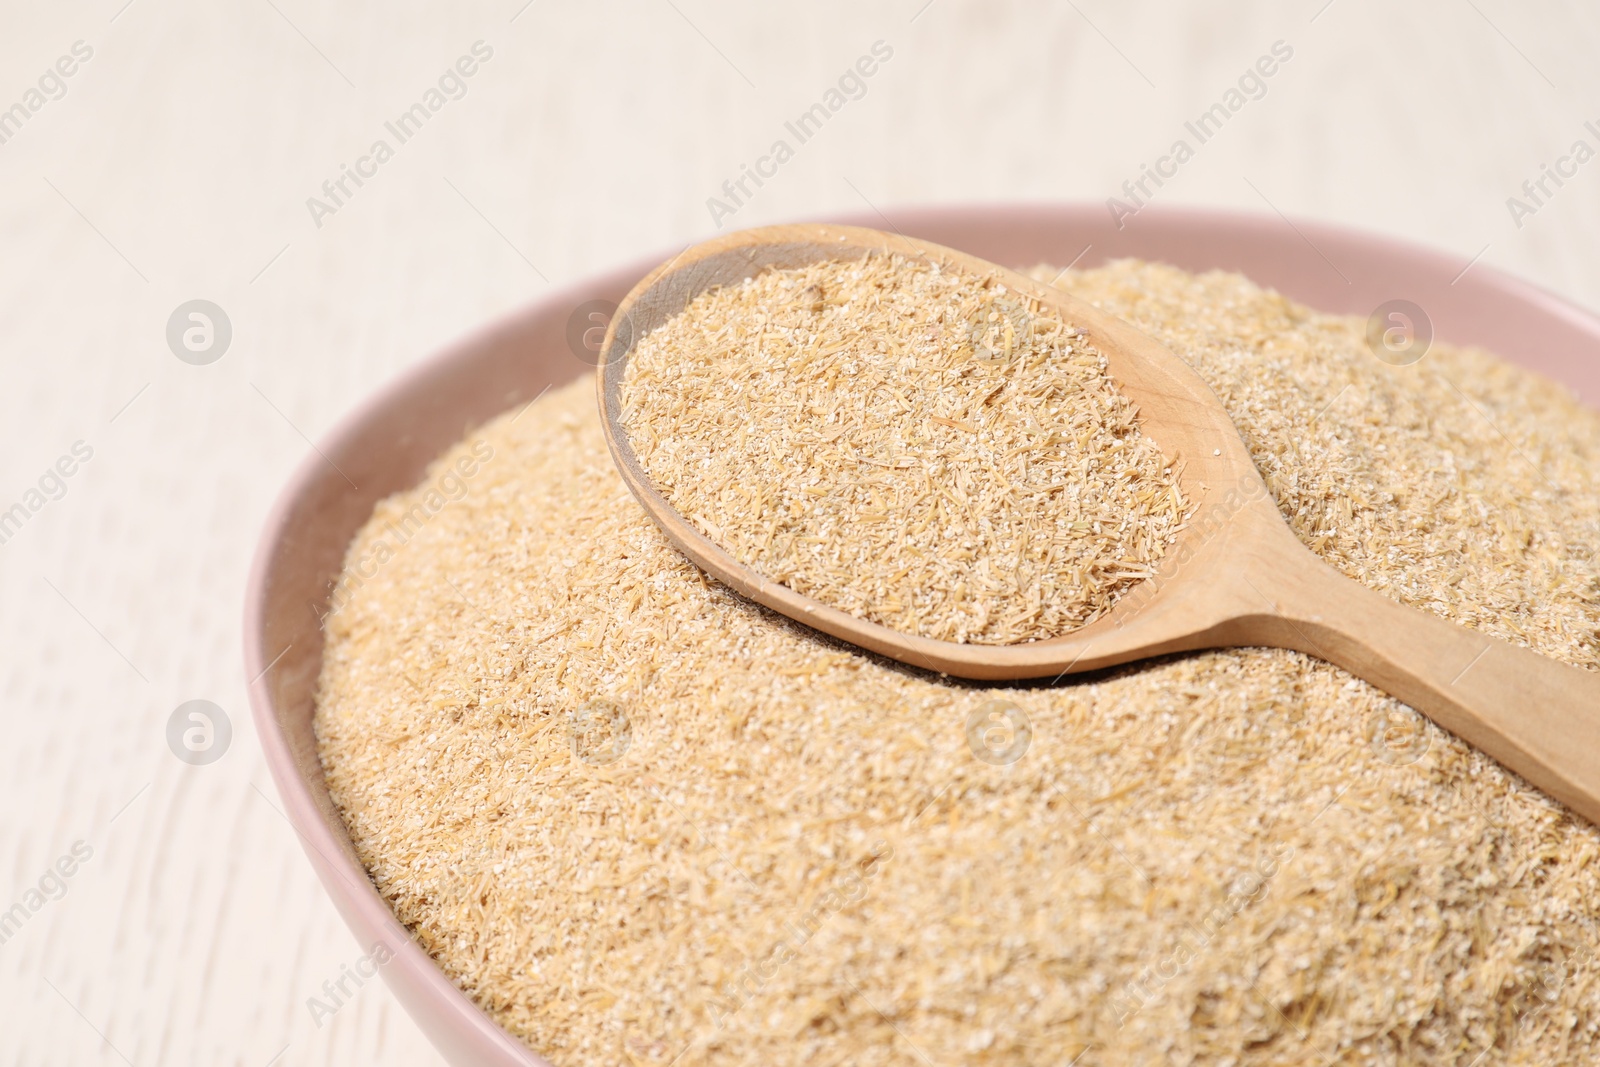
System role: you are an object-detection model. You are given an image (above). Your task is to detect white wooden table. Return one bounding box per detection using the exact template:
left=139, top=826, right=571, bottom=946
left=1, top=1, right=1594, bottom=1063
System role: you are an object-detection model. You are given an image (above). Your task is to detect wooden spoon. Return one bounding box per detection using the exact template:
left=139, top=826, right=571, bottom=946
left=596, top=222, right=1600, bottom=824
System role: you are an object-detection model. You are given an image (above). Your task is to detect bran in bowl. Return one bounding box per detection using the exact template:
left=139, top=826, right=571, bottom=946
left=315, top=259, right=1600, bottom=1066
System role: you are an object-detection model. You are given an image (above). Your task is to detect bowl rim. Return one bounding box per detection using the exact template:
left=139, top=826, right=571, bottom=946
left=244, top=201, right=1600, bottom=1066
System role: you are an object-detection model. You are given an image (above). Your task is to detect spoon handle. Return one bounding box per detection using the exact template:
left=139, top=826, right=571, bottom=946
left=1243, top=545, right=1600, bottom=825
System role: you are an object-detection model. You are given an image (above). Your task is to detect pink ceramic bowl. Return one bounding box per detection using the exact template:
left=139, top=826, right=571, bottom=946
left=243, top=204, right=1600, bottom=1066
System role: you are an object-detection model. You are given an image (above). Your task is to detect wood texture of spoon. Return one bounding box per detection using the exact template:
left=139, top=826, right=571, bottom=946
left=597, top=222, right=1600, bottom=825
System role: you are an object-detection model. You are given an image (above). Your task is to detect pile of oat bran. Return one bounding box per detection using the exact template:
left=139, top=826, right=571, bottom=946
left=316, top=259, right=1600, bottom=1067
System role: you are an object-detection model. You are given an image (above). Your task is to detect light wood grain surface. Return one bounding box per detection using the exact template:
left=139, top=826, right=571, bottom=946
left=1, top=2, right=1596, bottom=1064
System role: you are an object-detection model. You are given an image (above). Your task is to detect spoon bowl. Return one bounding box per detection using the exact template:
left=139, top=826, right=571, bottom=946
left=598, top=222, right=1600, bottom=824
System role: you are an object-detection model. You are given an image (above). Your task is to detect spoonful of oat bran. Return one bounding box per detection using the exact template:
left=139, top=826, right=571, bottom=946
left=617, top=248, right=1185, bottom=646
left=598, top=222, right=1600, bottom=824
